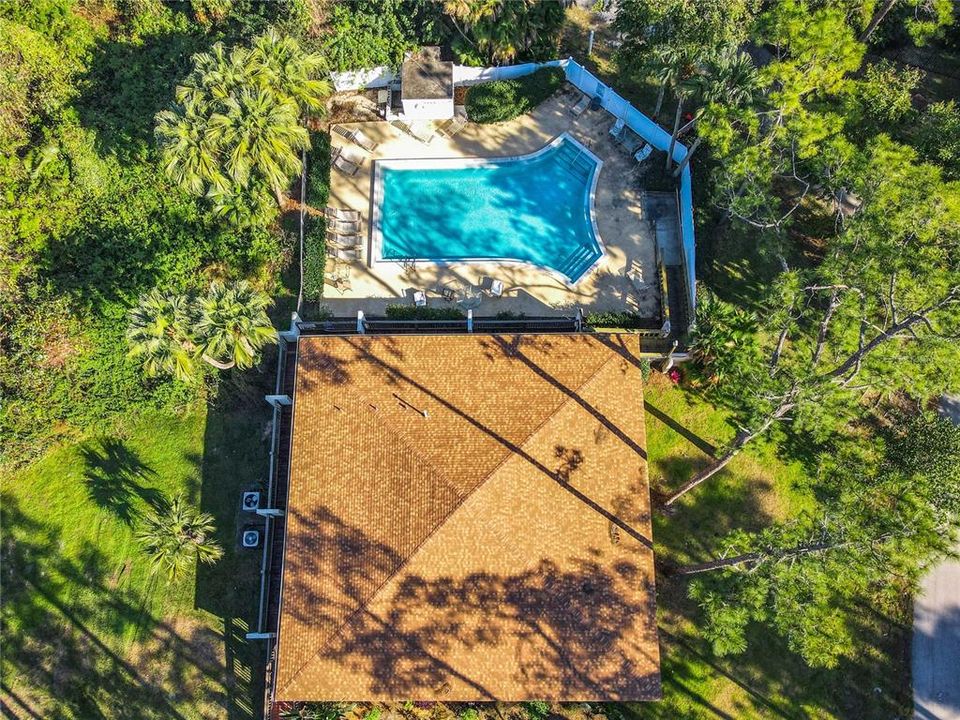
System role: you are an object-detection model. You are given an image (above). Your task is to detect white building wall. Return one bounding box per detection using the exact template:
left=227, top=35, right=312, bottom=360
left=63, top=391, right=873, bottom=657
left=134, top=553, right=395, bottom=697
left=401, top=97, right=454, bottom=120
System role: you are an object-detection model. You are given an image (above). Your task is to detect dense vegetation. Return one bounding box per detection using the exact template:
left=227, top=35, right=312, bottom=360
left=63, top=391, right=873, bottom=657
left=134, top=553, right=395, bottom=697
left=2, top=0, right=959, bottom=718
left=465, top=66, right=565, bottom=124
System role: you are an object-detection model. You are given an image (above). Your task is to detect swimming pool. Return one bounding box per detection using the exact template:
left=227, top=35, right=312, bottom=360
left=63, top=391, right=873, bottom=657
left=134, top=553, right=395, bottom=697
left=372, top=134, right=604, bottom=283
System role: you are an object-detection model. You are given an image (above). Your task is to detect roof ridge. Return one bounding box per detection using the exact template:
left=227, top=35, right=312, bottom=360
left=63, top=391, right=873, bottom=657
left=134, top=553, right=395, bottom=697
left=277, top=344, right=626, bottom=697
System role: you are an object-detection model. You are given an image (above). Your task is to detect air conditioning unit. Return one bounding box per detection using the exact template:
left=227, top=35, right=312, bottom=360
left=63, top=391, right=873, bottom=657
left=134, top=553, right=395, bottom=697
left=242, top=492, right=261, bottom=512
left=242, top=529, right=261, bottom=548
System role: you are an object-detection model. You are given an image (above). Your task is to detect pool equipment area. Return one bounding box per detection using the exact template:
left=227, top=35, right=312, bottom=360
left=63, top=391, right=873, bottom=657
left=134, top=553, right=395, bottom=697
left=372, top=133, right=604, bottom=283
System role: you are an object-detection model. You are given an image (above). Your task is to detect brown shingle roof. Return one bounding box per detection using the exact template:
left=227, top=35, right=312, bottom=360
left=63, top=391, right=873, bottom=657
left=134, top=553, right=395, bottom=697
left=275, top=334, right=660, bottom=702
left=401, top=46, right=454, bottom=100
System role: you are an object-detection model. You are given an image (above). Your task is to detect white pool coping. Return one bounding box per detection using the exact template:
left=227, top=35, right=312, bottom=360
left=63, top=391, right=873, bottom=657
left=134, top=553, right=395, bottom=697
left=369, top=132, right=606, bottom=288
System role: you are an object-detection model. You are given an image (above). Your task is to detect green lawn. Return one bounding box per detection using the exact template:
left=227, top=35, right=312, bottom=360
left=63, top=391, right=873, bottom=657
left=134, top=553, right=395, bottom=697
left=1, top=398, right=269, bottom=720
left=1, top=369, right=910, bottom=720
left=636, top=374, right=911, bottom=719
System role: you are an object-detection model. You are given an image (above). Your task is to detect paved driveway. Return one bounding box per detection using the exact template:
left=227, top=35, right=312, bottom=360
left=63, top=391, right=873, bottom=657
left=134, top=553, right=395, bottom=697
left=913, top=395, right=960, bottom=720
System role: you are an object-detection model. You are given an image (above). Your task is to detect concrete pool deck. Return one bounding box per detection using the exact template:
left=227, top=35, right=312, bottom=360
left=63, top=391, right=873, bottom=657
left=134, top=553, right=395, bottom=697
left=323, top=86, right=662, bottom=319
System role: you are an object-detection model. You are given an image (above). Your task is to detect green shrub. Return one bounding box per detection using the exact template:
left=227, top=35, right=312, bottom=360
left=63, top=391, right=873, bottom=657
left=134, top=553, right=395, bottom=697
left=521, top=701, right=551, bottom=720
left=306, top=131, right=331, bottom=209
left=465, top=67, right=565, bottom=124
left=384, top=305, right=465, bottom=320
left=302, top=218, right=326, bottom=302
left=639, top=358, right=652, bottom=381
left=495, top=310, right=526, bottom=319
left=585, top=311, right=648, bottom=329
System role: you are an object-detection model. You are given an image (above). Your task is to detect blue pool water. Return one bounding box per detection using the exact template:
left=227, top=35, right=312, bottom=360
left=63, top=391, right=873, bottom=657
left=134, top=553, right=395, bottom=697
left=377, top=136, right=603, bottom=282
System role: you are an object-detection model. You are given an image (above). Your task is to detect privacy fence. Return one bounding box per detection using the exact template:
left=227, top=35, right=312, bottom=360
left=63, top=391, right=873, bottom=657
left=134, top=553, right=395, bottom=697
left=330, top=57, right=697, bottom=316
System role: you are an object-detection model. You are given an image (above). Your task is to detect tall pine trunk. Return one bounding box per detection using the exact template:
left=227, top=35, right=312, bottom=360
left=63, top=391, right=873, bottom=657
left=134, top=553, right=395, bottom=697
left=859, top=0, right=898, bottom=42
left=665, top=96, right=684, bottom=172
left=672, top=136, right=702, bottom=177
left=653, top=82, right=666, bottom=120
left=663, top=400, right=793, bottom=506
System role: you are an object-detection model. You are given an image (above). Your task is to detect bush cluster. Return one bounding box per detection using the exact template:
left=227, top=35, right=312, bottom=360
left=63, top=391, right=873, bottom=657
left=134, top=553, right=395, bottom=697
left=302, top=219, right=326, bottom=302
left=384, top=305, right=466, bottom=320
left=584, top=311, right=651, bottom=329
left=465, top=67, right=565, bottom=124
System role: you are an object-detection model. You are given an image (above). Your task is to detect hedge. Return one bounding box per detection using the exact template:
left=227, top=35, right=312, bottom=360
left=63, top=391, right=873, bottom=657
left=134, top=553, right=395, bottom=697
left=302, top=218, right=326, bottom=302
left=465, top=67, right=565, bottom=124
left=585, top=311, right=651, bottom=329
left=384, top=305, right=466, bottom=320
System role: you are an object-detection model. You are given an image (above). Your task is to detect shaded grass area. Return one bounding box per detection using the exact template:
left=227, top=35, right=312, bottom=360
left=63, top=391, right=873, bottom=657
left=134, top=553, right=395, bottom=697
left=637, top=374, right=911, bottom=719
left=1, top=399, right=268, bottom=719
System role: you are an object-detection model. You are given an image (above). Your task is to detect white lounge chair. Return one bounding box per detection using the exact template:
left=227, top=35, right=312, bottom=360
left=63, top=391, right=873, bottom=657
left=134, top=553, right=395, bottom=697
left=627, top=269, right=647, bottom=292
left=609, top=118, right=626, bottom=140
left=327, top=246, right=361, bottom=261
left=327, top=218, right=361, bottom=235
left=571, top=94, right=590, bottom=116
left=351, top=128, right=379, bottom=152
left=634, top=143, right=653, bottom=162
left=413, top=290, right=427, bottom=307
left=331, top=148, right=361, bottom=176
left=438, top=115, right=467, bottom=138
left=326, top=231, right=362, bottom=248
left=479, top=276, right=504, bottom=298
left=333, top=125, right=379, bottom=153
left=326, top=207, right=361, bottom=222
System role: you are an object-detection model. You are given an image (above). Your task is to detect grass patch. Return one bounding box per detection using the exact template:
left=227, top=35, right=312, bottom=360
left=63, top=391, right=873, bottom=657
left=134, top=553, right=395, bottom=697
left=637, top=373, right=910, bottom=718
left=465, top=67, right=565, bottom=124
left=2, top=400, right=267, bottom=719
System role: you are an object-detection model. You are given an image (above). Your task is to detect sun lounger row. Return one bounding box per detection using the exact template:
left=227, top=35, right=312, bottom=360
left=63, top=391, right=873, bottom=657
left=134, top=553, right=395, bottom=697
left=331, top=145, right=366, bottom=176
left=410, top=276, right=504, bottom=307
left=332, top=125, right=379, bottom=153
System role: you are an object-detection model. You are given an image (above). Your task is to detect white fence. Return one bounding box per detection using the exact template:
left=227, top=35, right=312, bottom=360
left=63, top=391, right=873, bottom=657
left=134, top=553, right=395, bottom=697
left=561, top=59, right=696, bottom=315
left=330, top=65, right=395, bottom=92
left=452, top=59, right=563, bottom=86
left=329, top=56, right=697, bottom=315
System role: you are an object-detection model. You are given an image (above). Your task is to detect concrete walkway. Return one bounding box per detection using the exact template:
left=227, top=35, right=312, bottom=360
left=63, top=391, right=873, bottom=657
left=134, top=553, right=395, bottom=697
left=912, top=395, right=960, bottom=720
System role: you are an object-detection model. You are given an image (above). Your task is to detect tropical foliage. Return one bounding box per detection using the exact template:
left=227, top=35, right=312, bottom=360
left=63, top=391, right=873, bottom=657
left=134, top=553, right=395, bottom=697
left=444, top=0, right=566, bottom=64
left=466, top=67, right=565, bottom=124
left=127, top=281, right=276, bottom=378
left=155, top=29, right=331, bottom=222
left=136, top=494, right=224, bottom=580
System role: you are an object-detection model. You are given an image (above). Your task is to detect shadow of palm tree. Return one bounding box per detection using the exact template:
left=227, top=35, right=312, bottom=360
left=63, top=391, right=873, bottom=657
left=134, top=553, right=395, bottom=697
left=80, top=438, right=165, bottom=524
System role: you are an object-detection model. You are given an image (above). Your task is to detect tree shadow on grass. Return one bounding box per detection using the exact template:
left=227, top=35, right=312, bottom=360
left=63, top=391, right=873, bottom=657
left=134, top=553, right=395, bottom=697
left=0, top=493, right=224, bottom=719
left=80, top=438, right=165, bottom=524
left=194, top=366, right=275, bottom=720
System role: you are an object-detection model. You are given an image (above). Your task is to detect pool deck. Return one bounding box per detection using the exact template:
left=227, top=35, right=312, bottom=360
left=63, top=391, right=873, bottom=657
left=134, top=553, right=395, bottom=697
left=323, top=87, right=661, bottom=319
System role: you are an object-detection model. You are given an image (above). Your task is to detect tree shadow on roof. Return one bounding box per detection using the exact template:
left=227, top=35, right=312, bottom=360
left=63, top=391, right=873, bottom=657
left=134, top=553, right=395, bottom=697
left=276, top=505, right=660, bottom=702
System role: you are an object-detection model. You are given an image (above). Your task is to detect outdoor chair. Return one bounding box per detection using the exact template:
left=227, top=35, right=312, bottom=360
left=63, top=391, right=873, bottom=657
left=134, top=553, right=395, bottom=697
left=627, top=269, right=647, bottom=292
left=438, top=115, right=468, bottom=139
left=439, top=286, right=456, bottom=302
left=413, top=290, right=427, bottom=307
left=326, top=231, right=362, bottom=248
left=331, top=150, right=360, bottom=177
left=326, top=207, right=361, bottom=222
left=327, top=218, right=361, bottom=235
left=634, top=143, right=653, bottom=163
left=351, top=128, right=379, bottom=152
left=327, top=246, right=361, bottom=261
left=609, top=118, right=626, bottom=141
left=479, top=276, right=504, bottom=298
left=571, top=93, right=590, bottom=117
left=338, top=146, right=366, bottom=167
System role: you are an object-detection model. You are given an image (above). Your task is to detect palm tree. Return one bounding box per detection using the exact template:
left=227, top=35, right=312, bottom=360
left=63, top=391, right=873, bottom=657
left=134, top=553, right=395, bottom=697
left=196, top=280, right=276, bottom=371
left=649, top=47, right=684, bottom=121
left=207, top=88, right=309, bottom=207
left=251, top=29, right=332, bottom=115
left=136, top=495, right=223, bottom=580
left=155, top=96, right=228, bottom=197
left=156, top=31, right=328, bottom=214
left=127, top=290, right=198, bottom=381
left=668, top=49, right=760, bottom=175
